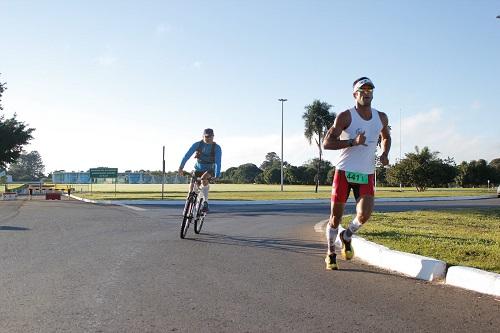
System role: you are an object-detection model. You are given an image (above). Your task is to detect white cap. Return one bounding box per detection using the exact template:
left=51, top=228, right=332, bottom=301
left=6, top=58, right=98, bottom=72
left=353, top=78, right=375, bottom=93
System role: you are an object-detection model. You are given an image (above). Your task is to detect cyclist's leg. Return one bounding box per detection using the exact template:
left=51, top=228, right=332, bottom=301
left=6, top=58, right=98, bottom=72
left=199, top=170, right=212, bottom=212
left=191, top=171, right=204, bottom=193
left=200, top=170, right=212, bottom=199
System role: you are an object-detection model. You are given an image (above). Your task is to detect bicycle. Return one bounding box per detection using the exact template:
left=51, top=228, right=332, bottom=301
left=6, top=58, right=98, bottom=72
left=180, top=171, right=209, bottom=239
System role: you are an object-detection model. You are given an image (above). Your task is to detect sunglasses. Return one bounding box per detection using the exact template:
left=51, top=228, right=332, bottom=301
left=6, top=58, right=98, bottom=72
left=357, top=88, right=374, bottom=94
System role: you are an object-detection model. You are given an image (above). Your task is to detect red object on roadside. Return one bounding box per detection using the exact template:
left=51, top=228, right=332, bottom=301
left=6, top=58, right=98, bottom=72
left=45, top=192, right=61, bottom=200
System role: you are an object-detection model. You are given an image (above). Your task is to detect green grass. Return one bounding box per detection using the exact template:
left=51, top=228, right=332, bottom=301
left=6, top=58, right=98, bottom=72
left=0, top=184, right=25, bottom=192
left=353, top=208, right=500, bottom=273
left=60, top=184, right=494, bottom=201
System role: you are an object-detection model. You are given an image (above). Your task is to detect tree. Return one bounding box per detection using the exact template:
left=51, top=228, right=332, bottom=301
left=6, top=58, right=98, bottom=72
left=232, top=163, right=262, bottom=184
left=0, top=74, right=35, bottom=169
left=302, top=158, right=333, bottom=185
left=260, top=152, right=281, bottom=170
left=386, top=146, right=455, bottom=191
left=262, top=167, right=281, bottom=184
left=283, top=165, right=304, bottom=185
left=489, top=158, right=500, bottom=171
left=489, top=158, right=500, bottom=184
left=8, top=150, right=45, bottom=181
left=220, top=167, right=237, bottom=183
left=0, top=76, right=5, bottom=112
left=455, top=159, right=497, bottom=187
left=303, top=99, right=335, bottom=193
left=0, top=174, right=7, bottom=192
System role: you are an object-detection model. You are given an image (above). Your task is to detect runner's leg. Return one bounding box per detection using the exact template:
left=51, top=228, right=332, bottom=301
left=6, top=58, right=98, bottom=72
left=343, top=195, right=374, bottom=241
left=343, top=174, right=375, bottom=241
left=326, top=202, right=344, bottom=254
left=327, top=170, right=349, bottom=255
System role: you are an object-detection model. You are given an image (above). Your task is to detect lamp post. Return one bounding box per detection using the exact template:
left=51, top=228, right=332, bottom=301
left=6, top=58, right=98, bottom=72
left=278, top=98, right=287, bottom=191
left=162, top=145, right=165, bottom=200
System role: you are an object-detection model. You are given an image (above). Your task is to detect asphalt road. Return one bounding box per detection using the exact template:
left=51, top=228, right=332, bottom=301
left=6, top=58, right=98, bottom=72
left=0, top=197, right=499, bottom=332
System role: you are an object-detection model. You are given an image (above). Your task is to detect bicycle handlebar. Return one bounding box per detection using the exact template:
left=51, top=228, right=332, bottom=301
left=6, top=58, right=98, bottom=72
left=179, top=170, right=217, bottom=183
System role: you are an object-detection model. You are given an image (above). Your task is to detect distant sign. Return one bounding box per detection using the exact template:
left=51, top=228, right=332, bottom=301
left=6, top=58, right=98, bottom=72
left=89, top=167, right=118, bottom=179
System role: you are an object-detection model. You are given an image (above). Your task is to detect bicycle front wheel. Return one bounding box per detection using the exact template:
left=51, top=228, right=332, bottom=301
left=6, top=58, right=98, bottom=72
left=180, top=199, right=193, bottom=239
left=194, top=198, right=205, bottom=234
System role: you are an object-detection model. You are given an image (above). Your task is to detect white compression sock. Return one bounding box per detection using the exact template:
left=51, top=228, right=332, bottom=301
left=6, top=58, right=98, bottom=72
left=201, top=184, right=209, bottom=202
left=344, top=218, right=362, bottom=241
left=326, top=223, right=338, bottom=255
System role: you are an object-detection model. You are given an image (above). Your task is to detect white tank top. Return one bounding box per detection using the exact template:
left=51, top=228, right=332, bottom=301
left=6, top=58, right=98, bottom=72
left=336, top=107, right=383, bottom=174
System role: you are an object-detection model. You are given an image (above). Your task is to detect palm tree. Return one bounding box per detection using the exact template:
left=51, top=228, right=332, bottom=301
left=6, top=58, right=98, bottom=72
left=303, top=99, right=336, bottom=192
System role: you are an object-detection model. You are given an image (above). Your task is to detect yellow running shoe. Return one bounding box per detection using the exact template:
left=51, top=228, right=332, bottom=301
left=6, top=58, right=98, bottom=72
left=325, top=254, right=339, bottom=270
left=340, top=230, right=354, bottom=260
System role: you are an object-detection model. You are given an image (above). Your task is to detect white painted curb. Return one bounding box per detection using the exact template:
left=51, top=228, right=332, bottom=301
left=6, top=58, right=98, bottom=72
left=379, top=248, right=446, bottom=281
left=446, top=266, right=500, bottom=297
left=351, top=237, right=446, bottom=281
left=320, top=224, right=498, bottom=292
left=351, top=237, right=390, bottom=268
left=316, top=220, right=447, bottom=281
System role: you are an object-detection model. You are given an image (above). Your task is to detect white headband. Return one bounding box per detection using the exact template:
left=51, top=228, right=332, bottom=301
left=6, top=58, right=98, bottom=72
left=353, top=78, right=375, bottom=93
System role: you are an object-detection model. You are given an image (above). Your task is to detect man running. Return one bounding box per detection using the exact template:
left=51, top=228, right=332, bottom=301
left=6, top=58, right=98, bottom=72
left=322, top=77, right=391, bottom=270
left=178, top=128, right=222, bottom=212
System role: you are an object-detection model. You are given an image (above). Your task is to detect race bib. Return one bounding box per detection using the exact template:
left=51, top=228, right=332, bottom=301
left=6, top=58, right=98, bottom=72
left=345, top=171, right=369, bottom=184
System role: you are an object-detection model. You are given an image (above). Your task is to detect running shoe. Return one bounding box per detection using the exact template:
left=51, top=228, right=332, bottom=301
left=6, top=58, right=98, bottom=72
left=202, top=201, right=209, bottom=213
left=340, top=230, right=354, bottom=260
left=325, top=254, right=339, bottom=270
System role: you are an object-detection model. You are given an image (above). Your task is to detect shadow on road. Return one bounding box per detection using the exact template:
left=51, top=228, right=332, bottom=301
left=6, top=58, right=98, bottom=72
left=190, top=232, right=325, bottom=256
left=0, top=226, right=30, bottom=231
left=189, top=233, right=395, bottom=276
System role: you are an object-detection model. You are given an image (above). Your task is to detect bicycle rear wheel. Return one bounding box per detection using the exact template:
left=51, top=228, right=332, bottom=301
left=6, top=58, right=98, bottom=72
left=194, top=198, right=205, bottom=234
left=180, top=198, right=194, bottom=239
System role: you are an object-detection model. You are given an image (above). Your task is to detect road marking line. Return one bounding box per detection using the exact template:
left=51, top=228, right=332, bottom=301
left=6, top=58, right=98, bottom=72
left=314, top=215, right=352, bottom=233
left=314, top=220, right=328, bottom=233
left=116, top=203, right=147, bottom=211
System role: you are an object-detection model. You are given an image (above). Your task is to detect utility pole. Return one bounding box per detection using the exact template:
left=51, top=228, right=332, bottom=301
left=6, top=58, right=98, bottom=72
left=162, top=146, right=165, bottom=200
left=278, top=98, right=287, bottom=191
left=399, top=108, right=402, bottom=192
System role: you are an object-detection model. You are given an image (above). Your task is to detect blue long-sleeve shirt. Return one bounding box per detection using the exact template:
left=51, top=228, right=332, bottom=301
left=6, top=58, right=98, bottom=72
left=179, top=141, right=222, bottom=177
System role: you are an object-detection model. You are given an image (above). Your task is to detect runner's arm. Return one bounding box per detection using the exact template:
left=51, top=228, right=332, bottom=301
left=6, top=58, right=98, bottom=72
left=323, top=110, right=352, bottom=150
left=378, top=112, right=391, bottom=166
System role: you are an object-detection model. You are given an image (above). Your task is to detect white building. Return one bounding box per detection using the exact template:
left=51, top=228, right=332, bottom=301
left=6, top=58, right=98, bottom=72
left=52, top=171, right=187, bottom=184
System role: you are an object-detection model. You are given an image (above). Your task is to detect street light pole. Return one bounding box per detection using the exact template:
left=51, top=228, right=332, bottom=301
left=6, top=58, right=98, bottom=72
left=162, top=145, right=165, bottom=200
left=278, top=98, right=287, bottom=192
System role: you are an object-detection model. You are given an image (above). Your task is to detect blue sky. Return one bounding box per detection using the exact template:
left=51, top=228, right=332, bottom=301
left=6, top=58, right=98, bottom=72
left=1, top=0, right=499, bottom=173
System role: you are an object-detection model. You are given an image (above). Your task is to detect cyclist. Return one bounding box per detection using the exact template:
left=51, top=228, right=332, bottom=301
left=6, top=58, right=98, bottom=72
left=178, top=128, right=222, bottom=212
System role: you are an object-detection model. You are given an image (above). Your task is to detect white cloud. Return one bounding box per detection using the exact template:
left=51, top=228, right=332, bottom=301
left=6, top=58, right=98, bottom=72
left=191, top=61, right=202, bottom=69
left=396, top=108, right=499, bottom=163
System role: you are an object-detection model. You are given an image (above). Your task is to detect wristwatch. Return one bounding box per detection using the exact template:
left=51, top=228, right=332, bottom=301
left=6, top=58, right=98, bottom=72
left=348, top=139, right=354, bottom=147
